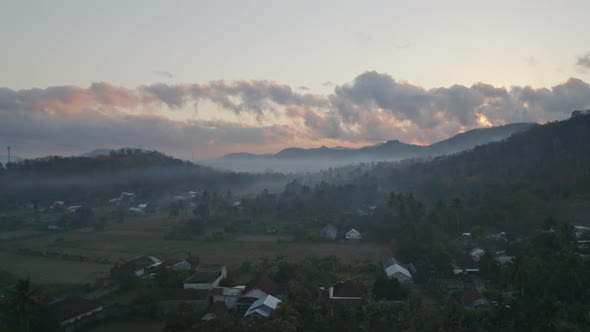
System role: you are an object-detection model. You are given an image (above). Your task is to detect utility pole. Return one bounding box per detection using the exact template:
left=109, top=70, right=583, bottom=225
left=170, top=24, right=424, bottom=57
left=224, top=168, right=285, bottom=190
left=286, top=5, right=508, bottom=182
left=6, top=146, right=10, bottom=164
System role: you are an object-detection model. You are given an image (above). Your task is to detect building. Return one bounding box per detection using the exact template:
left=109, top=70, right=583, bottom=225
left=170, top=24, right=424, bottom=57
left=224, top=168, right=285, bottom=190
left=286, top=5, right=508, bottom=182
left=122, top=256, right=161, bottom=276
left=67, top=205, right=83, bottom=212
left=50, top=296, right=103, bottom=330
left=457, top=290, right=489, bottom=309
left=320, top=224, right=338, bottom=240
left=128, top=203, right=148, bottom=215
left=244, top=295, right=281, bottom=318
left=496, top=256, right=514, bottom=265
left=237, top=275, right=281, bottom=310
left=345, top=228, right=362, bottom=242
left=452, top=255, right=479, bottom=274
left=211, top=286, right=244, bottom=310
left=469, top=248, right=485, bottom=262
left=574, top=225, right=590, bottom=239
left=161, top=259, right=193, bottom=271
left=184, top=264, right=227, bottom=290
left=383, top=257, right=413, bottom=283
left=329, top=280, right=366, bottom=302
left=157, top=289, right=210, bottom=314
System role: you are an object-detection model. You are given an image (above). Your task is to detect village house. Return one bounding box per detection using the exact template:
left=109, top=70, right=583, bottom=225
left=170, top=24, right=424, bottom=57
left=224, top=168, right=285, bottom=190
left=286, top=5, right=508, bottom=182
left=121, top=255, right=161, bottom=276
left=50, top=296, right=103, bottom=330
left=120, top=192, right=136, bottom=200
left=496, top=255, right=515, bottom=265
left=240, top=275, right=281, bottom=300
left=161, top=258, right=192, bottom=271
left=52, top=200, right=65, bottom=207
left=244, top=294, right=282, bottom=318
left=157, top=289, right=210, bottom=314
left=320, top=224, right=338, bottom=240
left=328, top=280, right=367, bottom=302
left=452, top=255, right=480, bottom=274
left=128, top=203, right=149, bottom=215
left=210, top=286, right=244, bottom=310
left=574, top=225, right=590, bottom=239
left=67, top=205, right=82, bottom=212
left=237, top=275, right=281, bottom=310
left=383, top=257, right=413, bottom=283
left=457, top=290, right=489, bottom=309
left=184, top=264, right=227, bottom=290
left=469, top=248, right=485, bottom=262
left=345, top=228, right=362, bottom=242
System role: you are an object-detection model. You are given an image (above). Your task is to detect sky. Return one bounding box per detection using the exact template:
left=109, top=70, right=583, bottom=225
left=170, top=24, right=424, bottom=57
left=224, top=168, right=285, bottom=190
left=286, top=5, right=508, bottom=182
left=1, top=0, right=590, bottom=160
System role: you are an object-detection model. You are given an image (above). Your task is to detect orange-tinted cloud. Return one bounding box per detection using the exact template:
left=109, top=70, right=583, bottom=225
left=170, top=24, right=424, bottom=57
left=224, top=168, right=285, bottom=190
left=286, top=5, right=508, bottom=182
left=1, top=72, right=589, bottom=159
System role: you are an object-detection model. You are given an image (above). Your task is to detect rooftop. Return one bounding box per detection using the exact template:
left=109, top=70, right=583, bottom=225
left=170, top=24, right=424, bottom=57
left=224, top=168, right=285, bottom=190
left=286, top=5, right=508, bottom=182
left=244, top=295, right=281, bottom=318
left=122, top=256, right=160, bottom=271
left=185, top=270, right=222, bottom=284
left=50, top=296, right=102, bottom=323
left=331, top=280, right=366, bottom=298
left=162, top=289, right=210, bottom=301
left=243, top=275, right=280, bottom=296
left=211, top=287, right=243, bottom=297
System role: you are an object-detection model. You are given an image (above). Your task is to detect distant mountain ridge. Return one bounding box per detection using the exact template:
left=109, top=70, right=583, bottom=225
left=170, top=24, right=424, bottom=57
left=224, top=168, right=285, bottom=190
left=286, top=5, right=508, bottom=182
left=222, top=123, right=536, bottom=162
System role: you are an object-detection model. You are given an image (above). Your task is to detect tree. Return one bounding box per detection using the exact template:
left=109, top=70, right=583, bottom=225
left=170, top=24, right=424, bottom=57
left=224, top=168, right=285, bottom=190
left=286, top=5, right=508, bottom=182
left=373, top=277, right=408, bottom=300
left=270, top=301, right=300, bottom=332
left=194, top=203, right=209, bottom=222
left=510, top=257, right=528, bottom=297
left=116, top=207, right=126, bottom=224
left=5, top=279, right=58, bottom=332
left=451, top=197, right=463, bottom=235
left=479, top=249, right=500, bottom=281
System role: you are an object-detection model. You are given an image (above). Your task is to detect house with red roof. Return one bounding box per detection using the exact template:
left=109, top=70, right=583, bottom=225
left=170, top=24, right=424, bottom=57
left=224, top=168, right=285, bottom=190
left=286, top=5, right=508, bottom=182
left=121, top=255, right=161, bottom=276
left=329, top=280, right=367, bottom=302
left=50, top=296, right=103, bottom=329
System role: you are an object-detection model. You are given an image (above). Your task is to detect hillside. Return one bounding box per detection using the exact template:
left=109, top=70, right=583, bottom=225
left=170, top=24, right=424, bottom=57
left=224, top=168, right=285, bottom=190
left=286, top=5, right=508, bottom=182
left=347, top=114, right=590, bottom=231
left=221, top=123, right=535, bottom=164
left=0, top=148, right=288, bottom=205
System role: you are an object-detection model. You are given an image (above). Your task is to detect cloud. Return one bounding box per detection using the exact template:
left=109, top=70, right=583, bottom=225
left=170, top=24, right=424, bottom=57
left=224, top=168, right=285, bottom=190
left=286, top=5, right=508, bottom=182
left=1, top=72, right=590, bottom=158
left=577, top=54, right=590, bottom=69
left=154, top=70, right=174, bottom=79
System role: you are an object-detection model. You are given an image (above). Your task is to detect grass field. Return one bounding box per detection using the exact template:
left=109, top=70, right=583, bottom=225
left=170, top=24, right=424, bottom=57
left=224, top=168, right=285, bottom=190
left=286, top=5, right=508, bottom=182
left=86, top=320, right=165, bottom=332
left=0, top=228, right=45, bottom=240
left=0, top=212, right=391, bottom=285
left=0, top=251, right=111, bottom=284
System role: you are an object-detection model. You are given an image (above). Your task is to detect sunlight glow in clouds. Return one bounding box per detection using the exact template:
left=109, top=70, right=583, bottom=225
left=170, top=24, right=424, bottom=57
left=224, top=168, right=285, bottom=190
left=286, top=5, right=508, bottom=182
left=1, top=72, right=590, bottom=159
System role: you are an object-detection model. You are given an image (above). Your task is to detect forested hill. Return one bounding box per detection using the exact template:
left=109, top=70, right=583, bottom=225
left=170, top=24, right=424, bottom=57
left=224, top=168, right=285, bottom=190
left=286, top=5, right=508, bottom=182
left=3, top=149, right=192, bottom=175
left=379, top=113, right=590, bottom=195
left=0, top=149, right=288, bottom=204
left=351, top=113, right=590, bottom=230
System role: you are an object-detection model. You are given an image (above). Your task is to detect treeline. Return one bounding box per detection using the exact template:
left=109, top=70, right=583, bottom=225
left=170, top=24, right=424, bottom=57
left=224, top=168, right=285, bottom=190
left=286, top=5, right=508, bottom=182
left=313, top=115, right=590, bottom=233
left=0, top=149, right=289, bottom=206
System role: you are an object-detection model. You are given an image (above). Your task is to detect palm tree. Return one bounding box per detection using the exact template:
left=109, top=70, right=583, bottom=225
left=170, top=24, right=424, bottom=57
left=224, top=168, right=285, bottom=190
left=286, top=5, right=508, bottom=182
left=510, top=257, right=527, bottom=297
left=7, top=279, right=41, bottom=332
left=536, top=298, right=559, bottom=332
